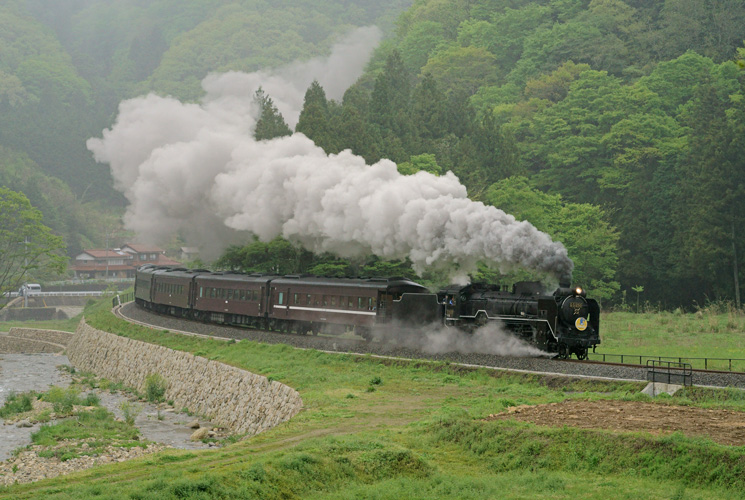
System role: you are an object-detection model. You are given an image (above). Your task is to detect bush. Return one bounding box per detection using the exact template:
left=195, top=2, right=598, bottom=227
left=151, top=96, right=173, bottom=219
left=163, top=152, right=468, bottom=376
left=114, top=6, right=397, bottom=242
left=0, top=392, right=34, bottom=418
left=43, top=386, right=81, bottom=415
left=83, top=392, right=100, bottom=406
left=120, top=401, right=141, bottom=425
left=145, top=373, right=168, bottom=403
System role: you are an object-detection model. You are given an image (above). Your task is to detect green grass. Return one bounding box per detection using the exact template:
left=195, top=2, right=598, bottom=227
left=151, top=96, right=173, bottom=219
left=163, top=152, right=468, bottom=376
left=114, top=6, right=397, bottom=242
left=1, top=385, right=145, bottom=464
left=0, top=316, right=81, bottom=333
left=596, top=310, right=745, bottom=370
left=2, top=298, right=745, bottom=498
left=0, top=392, right=36, bottom=418
left=31, top=407, right=144, bottom=462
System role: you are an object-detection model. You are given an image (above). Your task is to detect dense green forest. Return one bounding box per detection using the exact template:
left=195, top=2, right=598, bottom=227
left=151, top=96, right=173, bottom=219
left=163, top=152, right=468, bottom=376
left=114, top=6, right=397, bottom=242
left=2, top=0, right=745, bottom=308
left=253, top=0, right=745, bottom=308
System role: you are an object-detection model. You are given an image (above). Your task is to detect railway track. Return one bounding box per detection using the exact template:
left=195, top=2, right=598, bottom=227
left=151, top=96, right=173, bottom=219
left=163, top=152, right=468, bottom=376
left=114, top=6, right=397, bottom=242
left=114, top=302, right=745, bottom=389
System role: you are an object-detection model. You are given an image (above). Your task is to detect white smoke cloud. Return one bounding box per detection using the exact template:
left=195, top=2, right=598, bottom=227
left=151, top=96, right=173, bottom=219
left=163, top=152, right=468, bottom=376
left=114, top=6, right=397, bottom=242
left=376, top=322, right=552, bottom=357
left=201, top=26, right=382, bottom=128
left=88, top=26, right=573, bottom=281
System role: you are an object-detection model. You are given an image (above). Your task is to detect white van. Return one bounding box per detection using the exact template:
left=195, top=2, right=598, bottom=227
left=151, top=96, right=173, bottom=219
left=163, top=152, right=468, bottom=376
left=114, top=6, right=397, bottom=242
left=19, top=283, right=42, bottom=295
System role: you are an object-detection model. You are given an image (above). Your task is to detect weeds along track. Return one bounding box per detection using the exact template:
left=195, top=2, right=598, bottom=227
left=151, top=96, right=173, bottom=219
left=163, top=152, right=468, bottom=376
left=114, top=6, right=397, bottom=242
left=114, top=302, right=745, bottom=389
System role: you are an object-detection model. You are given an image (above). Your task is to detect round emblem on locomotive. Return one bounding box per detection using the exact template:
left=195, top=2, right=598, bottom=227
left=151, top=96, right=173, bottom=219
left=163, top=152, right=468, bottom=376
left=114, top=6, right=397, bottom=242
left=575, top=317, right=588, bottom=331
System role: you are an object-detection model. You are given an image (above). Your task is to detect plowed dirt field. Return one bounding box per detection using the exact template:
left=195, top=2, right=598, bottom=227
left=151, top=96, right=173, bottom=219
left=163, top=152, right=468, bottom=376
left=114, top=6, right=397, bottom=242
left=486, top=400, right=745, bottom=446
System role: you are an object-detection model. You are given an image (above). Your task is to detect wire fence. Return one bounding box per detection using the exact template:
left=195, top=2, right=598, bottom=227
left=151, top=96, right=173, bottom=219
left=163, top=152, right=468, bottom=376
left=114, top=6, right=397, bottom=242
left=589, top=352, right=745, bottom=373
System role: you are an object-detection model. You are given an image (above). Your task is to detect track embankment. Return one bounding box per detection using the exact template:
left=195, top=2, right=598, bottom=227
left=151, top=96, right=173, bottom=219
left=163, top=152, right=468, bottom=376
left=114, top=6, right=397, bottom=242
left=118, top=303, right=745, bottom=389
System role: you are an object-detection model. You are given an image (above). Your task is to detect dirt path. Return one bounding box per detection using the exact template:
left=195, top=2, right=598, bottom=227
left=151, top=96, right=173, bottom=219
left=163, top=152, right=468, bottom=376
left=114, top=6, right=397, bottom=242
left=487, top=399, right=745, bottom=446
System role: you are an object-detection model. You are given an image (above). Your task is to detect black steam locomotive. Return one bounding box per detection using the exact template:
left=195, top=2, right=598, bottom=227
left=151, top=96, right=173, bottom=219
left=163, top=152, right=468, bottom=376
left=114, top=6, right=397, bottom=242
left=438, top=281, right=599, bottom=359
left=134, top=265, right=599, bottom=359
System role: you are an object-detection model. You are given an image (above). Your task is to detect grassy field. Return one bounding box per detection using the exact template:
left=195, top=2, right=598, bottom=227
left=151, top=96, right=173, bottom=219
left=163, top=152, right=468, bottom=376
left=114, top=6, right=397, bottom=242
left=595, top=308, right=745, bottom=370
left=1, top=300, right=745, bottom=498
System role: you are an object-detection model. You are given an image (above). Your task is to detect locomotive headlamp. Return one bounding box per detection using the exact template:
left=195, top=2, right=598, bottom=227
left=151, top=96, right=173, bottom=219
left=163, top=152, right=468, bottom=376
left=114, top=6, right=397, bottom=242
left=575, top=287, right=583, bottom=296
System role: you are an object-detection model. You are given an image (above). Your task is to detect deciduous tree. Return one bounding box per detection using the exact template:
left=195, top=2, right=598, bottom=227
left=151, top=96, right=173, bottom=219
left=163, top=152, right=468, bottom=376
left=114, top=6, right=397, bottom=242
left=0, top=188, right=66, bottom=301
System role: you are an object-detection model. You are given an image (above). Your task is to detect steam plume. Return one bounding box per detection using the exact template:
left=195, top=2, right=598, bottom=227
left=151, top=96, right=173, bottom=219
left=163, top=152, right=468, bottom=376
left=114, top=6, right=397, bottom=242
left=378, top=322, right=553, bottom=357
left=88, top=27, right=573, bottom=282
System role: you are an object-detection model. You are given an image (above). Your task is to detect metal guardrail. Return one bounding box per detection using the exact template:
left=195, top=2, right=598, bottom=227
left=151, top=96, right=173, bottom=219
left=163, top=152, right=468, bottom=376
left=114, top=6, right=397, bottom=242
left=646, top=360, right=693, bottom=386
left=590, top=352, right=745, bottom=373
left=4, top=291, right=107, bottom=298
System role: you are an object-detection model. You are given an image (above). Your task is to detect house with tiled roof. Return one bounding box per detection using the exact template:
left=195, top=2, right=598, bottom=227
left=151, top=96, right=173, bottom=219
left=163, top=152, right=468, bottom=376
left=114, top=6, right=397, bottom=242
left=70, top=244, right=182, bottom=279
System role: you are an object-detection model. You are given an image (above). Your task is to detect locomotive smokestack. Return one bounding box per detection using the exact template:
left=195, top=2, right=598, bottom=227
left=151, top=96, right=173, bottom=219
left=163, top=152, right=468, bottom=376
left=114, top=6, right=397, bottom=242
left=87, top=27, right=574, bottom=282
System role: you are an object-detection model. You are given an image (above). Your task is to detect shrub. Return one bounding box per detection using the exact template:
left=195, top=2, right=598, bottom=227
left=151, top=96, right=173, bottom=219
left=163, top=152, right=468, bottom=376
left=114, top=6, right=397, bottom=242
left=83, top=392, right=100, bottom=406
left=43, top=386, right=81, bottom=415
left=145, top=373, right=168, bottom=403
left=0, top=392, right=34, bottom=418
left=120, top=401, right=141, bottom=425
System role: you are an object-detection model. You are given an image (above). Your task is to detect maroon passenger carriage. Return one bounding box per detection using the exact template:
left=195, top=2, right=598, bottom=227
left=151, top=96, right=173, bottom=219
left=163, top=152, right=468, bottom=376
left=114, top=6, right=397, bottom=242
left=134, top=265, right=441, bottom=338
left=135, top=266, right=196, bottom=316
left=266, top=275, right=440, bottom=338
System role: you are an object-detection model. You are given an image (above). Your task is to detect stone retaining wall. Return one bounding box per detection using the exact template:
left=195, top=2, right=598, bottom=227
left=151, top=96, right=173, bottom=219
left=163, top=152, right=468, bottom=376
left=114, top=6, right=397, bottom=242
left=0, top=328, right=72, bottom=354
left=8, top=328, right=74, bottom=347
left=67, top=320, right=303, bottom=436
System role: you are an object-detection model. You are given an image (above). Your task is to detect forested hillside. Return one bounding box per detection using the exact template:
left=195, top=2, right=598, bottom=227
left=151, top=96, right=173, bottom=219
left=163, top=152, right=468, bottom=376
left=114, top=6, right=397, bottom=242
left=2, top=0, right=744, bottom=307
left=265, top=0, right=745, bottom=307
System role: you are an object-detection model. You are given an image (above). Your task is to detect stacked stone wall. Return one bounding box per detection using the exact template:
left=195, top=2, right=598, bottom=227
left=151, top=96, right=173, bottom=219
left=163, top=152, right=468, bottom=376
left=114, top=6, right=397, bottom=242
left=67, top=320, right=303, bottom=436
left=0, top=328, right=72, bottom=354
left=8, top=328, right=74, bottom=346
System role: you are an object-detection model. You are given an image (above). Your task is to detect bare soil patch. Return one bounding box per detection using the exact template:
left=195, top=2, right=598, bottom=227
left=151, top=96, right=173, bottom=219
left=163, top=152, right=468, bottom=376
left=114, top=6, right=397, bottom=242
left=486, top=399, right=745, bottom=446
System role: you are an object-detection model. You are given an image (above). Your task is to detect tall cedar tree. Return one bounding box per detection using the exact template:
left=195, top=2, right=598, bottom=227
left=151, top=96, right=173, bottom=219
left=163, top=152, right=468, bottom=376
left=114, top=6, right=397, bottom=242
left=295, top=80, right=336, bottom=153
left=456, top=113, right=520, bottom=198
left=411, top=73, right=447, bottom=150
left=253, top=88, right=292, bottom=140
left=369, top=50, right=414, bottom=162
left=675, top=78, right=745, bottom=304
left=337, top=84, right=378, bottom=162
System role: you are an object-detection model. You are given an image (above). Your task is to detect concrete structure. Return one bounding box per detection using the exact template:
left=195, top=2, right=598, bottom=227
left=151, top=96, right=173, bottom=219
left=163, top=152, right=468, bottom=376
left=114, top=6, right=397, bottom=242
left=642, top=382, right=683, bottom=397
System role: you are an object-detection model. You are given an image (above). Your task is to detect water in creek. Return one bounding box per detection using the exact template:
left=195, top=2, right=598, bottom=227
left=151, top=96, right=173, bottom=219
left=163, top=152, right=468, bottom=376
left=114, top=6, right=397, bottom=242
left=0, top=354, right=215, bottom=462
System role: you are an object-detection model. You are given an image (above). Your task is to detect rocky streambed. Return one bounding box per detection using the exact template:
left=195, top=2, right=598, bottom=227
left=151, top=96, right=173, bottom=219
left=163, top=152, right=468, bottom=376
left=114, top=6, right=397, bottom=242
left=0, top=353, right=224, bottom=486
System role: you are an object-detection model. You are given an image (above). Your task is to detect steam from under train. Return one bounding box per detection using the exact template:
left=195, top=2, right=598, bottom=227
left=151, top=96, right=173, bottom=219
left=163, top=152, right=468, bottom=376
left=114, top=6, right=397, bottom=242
left=87, top=27, right=573, bottom=283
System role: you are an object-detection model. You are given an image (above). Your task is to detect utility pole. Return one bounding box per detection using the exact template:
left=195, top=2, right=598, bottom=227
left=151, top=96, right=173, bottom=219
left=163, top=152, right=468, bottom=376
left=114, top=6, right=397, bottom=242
left=106, top=231, right=110, bottom=280
left=734, top=221, right=741, bottom=309
left=23, top=237, right=28, bottom=308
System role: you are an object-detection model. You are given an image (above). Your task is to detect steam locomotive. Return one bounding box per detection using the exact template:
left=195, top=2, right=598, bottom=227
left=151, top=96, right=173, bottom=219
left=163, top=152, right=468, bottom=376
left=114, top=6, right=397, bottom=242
left=134, top=265, right=599, bottom=359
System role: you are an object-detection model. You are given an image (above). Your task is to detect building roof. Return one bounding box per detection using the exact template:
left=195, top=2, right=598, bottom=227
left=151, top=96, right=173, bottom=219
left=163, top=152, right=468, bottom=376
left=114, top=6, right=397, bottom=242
left=78, top=249, right=131, bottom=259
left=121, top=243, right=166, bottom=253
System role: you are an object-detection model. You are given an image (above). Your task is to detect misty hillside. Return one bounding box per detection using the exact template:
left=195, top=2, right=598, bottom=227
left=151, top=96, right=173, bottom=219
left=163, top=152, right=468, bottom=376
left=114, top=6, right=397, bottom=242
left=0, top=0, right=412, bottom=255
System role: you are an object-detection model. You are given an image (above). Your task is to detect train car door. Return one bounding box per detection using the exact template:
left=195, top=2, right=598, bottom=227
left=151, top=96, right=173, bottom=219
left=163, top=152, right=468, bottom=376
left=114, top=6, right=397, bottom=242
left=279, top=287, right=290, bottom=317
left=377, top=292, right=393, bottom=321
left=261, top=286, right=269, bottom=316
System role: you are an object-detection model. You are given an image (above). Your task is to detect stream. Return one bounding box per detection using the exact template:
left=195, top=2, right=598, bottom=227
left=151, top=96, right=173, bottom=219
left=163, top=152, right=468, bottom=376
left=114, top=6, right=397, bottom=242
left=0, top=353, right=216, bottom=462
